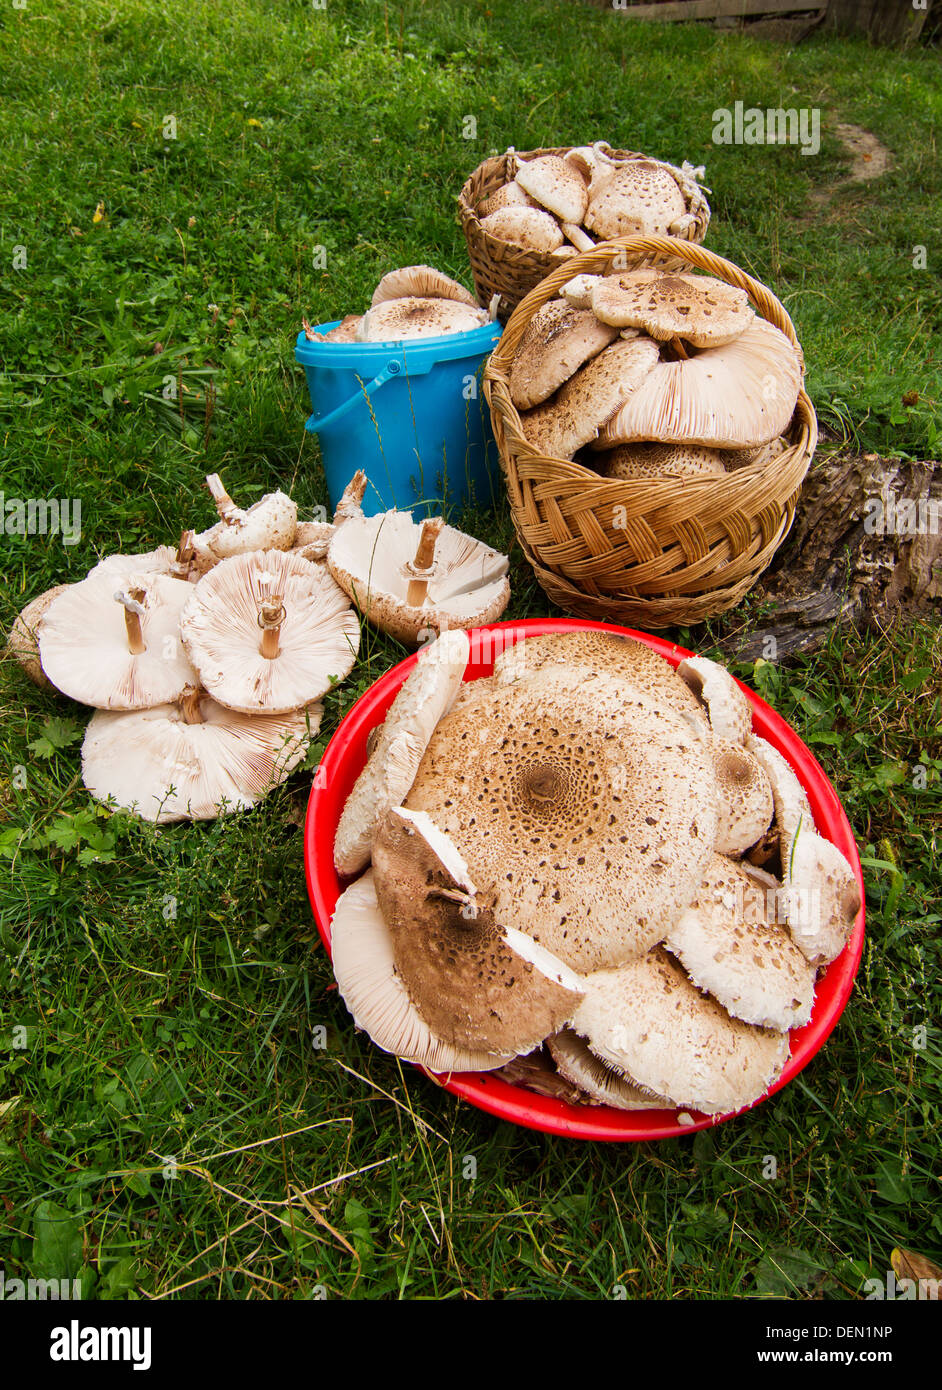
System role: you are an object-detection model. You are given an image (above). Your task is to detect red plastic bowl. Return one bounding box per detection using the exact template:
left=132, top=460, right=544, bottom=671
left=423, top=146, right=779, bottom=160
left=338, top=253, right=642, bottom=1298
left=304, top=620, right=865, bottom=1140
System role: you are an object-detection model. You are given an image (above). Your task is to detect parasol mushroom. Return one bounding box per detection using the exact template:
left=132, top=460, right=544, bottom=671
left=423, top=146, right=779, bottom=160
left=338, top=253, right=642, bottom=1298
left=180, top=549, right=360, bottom=714
left=81, top=685, right=321, bottom=822
left=38, top=571, right=199, bottom=709
left=327, top=509, right=510, bottom=645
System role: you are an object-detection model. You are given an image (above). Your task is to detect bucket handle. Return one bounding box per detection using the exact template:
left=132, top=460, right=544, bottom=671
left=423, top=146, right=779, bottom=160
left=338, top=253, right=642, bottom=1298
left=304, top=359, right=402, bottom=435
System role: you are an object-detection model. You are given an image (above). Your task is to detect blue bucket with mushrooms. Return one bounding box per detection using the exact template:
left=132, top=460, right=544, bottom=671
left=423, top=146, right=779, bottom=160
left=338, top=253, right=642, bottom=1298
left=295, top=318, right=503, bottom=519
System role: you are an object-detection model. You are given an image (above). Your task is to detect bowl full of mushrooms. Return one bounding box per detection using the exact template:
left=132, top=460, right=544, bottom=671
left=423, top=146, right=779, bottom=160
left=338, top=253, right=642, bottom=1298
left=304, top=619, right=865, bottom=1141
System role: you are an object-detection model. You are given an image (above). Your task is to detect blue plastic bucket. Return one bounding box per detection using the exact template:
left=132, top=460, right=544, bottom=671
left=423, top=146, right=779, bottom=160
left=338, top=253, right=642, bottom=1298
left=295, top=319, right=503, bottom=518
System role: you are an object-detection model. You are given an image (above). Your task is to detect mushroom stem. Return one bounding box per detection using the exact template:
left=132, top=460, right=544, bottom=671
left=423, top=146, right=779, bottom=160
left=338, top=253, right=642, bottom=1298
left=171, top=529, right=197, bottom=580
left=405, top=518, right=444, bottom=607
left=666, top=337, right=690, bottom=360
left=258, top=595, right=285, bottom=660
left=116, top=588, right=147, bottom=655
left=180, top=685, right=204, bottom=724
left=205, top=473, right=243, bottom=525
left=333, top=470, right=368, bottom=526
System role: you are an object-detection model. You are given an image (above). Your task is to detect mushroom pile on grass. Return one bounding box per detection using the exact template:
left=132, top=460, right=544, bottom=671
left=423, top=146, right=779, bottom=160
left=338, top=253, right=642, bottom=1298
left=510, top=267, right=803, bottom=478
left=477, top=143, right=708, bottom=260
left=302, top=264, right=493, bottom=344
left=328, top=629, right=860, bottom=1118
left=7, top=472, right=365, bottom=823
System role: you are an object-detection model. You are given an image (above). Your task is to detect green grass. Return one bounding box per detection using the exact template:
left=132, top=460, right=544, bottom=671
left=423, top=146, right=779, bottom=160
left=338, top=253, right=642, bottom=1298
left=1, top=0, right=940, bottom=1300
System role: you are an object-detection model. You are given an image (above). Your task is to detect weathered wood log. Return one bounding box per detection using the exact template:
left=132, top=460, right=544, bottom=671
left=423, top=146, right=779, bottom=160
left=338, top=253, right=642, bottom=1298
left=716, top=451, right=941, bottom=661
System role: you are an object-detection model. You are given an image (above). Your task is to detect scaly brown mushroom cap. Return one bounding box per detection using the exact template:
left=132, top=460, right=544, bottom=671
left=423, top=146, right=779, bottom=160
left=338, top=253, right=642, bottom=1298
left=492, top=630, right=708, bottom=730
left=591, top=270, right=755, bottom=348
left=329, top=871, right=512, bottom=1073
left=358, top=296, right=488, bottom=342
left=711, top=737, right=775, bottom=855
left=592, top=442, right=728, bottom=478
left=573, top=946, right=790, bottom=1114
left=509, top=301, right=618, bottom=411
left=480, top=206, right=565, bottom=253
left=404, top=666, right=718, bottom=973
left=7, top=584, right=72, bottom=689
left=514, top=154, right=589, bottom=225
left=521, top=336, right=660, bottom=459
left=664, top=853, right=816, bottom=1031
left=372, top=807, right=585, bottom=1056
left=370, top=265, right=478, bottom=308
left=584, top=161, right=687, bottom=240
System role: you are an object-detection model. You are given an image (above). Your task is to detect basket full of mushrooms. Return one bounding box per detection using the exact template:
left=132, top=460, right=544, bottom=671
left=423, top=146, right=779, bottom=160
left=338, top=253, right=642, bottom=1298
left=458, top=144, right=711, bottom=322
left=483, top=235, right=817, bottom=628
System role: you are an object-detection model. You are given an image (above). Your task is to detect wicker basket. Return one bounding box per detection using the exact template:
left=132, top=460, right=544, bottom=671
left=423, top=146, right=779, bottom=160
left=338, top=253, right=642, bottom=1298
left=458, top=146, right=711, bottom=322
left=483, top=235, right=817, bottom=628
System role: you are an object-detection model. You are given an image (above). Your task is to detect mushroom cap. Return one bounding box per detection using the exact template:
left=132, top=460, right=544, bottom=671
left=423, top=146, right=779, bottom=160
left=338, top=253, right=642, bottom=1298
left=492, top=629, right=708, bottom=730
left=547, top=1030, right=674, bottom=1111
left=87, top=547, right=183, bottom=583
left=370, top=265, right=478, bottom=308
left=711, top=737, right=774, bottom=855
left=333, top=628, right=471, bottom=877
left=81, top=692, right=320, bottom=823
left=514, top=154, right=589, bottom=225
left=329, top=870, right=512, bottom=1073
left=664, top=853, right=816, bottom=1031
left=198, top=488, right=297, bottom=562
left=592, top=442, right=728, bottom=478
left=320, top=315, right=364, bottom=343
left=291, top=520, right=335, bottom=563
left=521, top=336, right=660, bottom=459
left=180, top=549, right=360, bottom=714
left=478, top=180, right=540, bottom=217
left=572, top=946, right=791, bottom=1114
left=783, top=828, right=861, bottom=967
left=480, top=206, right=565, bottom=252
left=584, top=161, right=687, bottom=239
left=509, top=300, right=618, bottom=411
left=7, top=584, right=71, bottom=688
left=597, top=319, right=804, bottom=450
left=358, top=296, right=488, bottom=342
left=591, top=270, right=755, bottom=348
left=677, top=656, right=753, bottom=745
left=561, top=273, right=603, bottom=309
left=326, top=510, right=510, bottom=645
left=38, top=572, right=199, bottom=710
left=723, top=435, right=790, bottom=471
left=372, top=806, right=585, bottom=1056
left=746, top=734, right=815, bottom=846
left=403, top=667, right=718, bottom=973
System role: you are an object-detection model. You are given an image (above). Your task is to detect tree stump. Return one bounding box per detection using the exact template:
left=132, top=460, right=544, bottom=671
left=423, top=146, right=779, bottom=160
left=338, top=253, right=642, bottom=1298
left=717, top=451, right=941, bottom=661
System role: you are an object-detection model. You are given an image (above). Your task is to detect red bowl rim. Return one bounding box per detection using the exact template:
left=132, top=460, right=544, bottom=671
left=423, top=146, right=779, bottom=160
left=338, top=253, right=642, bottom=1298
left=304, top=619, right=866, bottom=1141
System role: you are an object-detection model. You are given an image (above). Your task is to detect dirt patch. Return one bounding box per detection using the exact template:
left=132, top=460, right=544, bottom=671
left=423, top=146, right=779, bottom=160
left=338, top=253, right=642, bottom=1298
left=832, top=123, right=892, bottom=181
left=807, top=121, right=892, bottom=215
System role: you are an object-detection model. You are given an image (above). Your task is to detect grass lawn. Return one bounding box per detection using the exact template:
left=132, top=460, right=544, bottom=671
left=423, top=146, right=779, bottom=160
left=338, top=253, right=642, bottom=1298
left=0, top=0, right=940, bottom=1300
